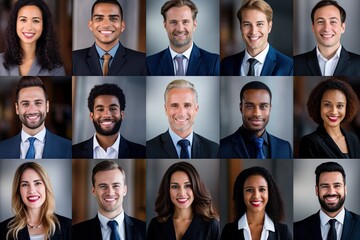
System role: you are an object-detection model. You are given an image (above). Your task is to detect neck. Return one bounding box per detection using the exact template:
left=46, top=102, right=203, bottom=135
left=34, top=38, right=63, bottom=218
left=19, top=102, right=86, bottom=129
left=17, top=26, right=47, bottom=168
left=26, top=208, right=42, bottom=225
left=96, top=132, right=118, bottom=149
left=247, top=42, right=268, bottom=57
left=23, top=125, right=45, bottom=136
left=318, top=43, right=340, bottom=60
left=100, top=207, right=122, bottom=220
left=96, top=40, right=118, bottom=52
left=20, top=42, right=36, bottom=60
left=170, top=42, right=192, bottom=54
left=323, top=124, right=343, bottom=138
left=173, top=207, right=192, bottom=220
left=324, top=206, right=343, bottom=218
left=246, top=210, right=265, bottom=225
left=172, top=128, right=192, bottom=139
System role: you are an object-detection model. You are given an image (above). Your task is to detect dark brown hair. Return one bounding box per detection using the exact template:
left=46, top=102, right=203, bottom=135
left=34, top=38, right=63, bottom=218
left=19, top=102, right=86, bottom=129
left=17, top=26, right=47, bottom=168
left=16, top=76, right=47, bottom=101
left=92, top=160, right=126, bottom=187
left=311, top=0, right=346, bottom=24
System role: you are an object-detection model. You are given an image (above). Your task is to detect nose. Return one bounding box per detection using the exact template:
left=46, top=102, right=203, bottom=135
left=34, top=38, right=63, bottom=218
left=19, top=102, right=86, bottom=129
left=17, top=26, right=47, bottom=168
left=253, top=106, right=261, bottom=116
left=253, top=189, right=260, bottom=198
left=176, top=22, right=185, bottom=31
left=330, top=105, right=337, bottom=114
left=178, top=186, right=186, bottom=195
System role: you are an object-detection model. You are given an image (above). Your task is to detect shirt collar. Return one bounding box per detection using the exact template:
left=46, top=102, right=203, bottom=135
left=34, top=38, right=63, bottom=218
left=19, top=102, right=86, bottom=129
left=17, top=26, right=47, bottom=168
left=244, top=43, right=270, bottom=64
left=168, top=128, right=193, bottom=146
left=238, top=212, right=275, bottom=232
left=95, top=42, right=120, bottom=59
left=316, top=45, right=342, bottom=61
left=240, top=126, right=269, bottom=145
left=169, top=42, right=193, bottom=60
left=93, top=132, right=121, bottom=152
left=97, top=210, right=125, bottom=230
left=21, top=128, right=46, bottom=143
left=319, top=208, right=345, bottom=227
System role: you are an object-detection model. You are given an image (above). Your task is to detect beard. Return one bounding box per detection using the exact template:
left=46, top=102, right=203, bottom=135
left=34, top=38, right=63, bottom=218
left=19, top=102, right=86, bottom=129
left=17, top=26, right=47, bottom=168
left=93, top=118, right=122, bottom=136
left=318, top=194, right=345, bottom=213
left=170, top=31, right=191, bottom=48
left=19, top=113, right=46, bottom=130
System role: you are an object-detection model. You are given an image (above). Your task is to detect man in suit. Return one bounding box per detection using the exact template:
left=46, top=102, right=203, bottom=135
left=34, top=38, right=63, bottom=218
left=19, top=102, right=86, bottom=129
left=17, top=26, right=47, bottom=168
left=147, top=79, right=219, bottom=158
left=0, top=76, right=71, bottom=158
left=72, top=160, right=146, bottom=240
left=294, top=0, right=360, bottom=76
left=72, top=83, right=145, bottom=159
left=221, top=0, right=293, bottom=76
left=146, top=0, right=219, bottom=76
left=219, top=81, right=292, bottom=159
left=72, top=0, right=146, bottom=76
left=294, top=162, right=360, bottom=239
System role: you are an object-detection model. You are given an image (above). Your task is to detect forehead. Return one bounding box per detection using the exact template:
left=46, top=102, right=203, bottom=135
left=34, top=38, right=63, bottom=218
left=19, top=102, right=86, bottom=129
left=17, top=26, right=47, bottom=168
left=314, top=5, right=341, bottom=18
left=94, top=95, right=120, bottom=106
left=93, top=3, right=121, bottom=15
left=166, top=88, right=196, bottom=102
left=241, top=9, right=268, bottom=22
left=18, top=86, right=46, bottom=100
left=165, top=6, right=193, bottom=20
left=21, top=168, right=41, bottom=180
left=321, top=89, right=346, bottom=102
left=18, top=5, right=42, bottom=17
left=319, top=171, right=344, bottom=184
left=94, top=169, right=124, bottom=183
left=244, top=174, right=268, bottom=187
left=170, top=171, right=190, bottom=182
left=243, top=89, right=270, bottom=102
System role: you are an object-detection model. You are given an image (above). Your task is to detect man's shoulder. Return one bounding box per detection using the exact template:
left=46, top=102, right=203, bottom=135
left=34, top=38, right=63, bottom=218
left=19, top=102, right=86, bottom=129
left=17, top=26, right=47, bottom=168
left=270, top=46, right=293, bottom=62
left=221, top=51, right=245, bottom=63
left=0, top=133, right=20, bottom=145
left=195, top=46, right=219, bottom=59
left=47, top=130, right=72, bottom=146
left=72, top=217, right=98, bottom=230
left=194, top=132, right=219, bottom=148
left=294, top=212, right=318, bottom=227
left=146, top=49, right=168, bottom=61
left=122, top=47, right=146, bottom=58
left=72, top=47, right=92, bottom=57
left=294, top=49, right=315, bottom=61
left=146, top=132, right=166, bottom=146
left=268, top=132, right=290, bottom=145
left=220, top=130, right=240, bottom=145
left=126, top=214, right=146, bottom=227
left=123, top=137, right=145, bottom=150
left=72, top=137, right=92, bottom=149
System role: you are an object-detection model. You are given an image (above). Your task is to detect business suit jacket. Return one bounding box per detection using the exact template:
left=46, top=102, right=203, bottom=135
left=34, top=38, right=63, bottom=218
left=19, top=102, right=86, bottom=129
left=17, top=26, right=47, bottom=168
left=221, top=221, right=292, bottom=240
left=146, top=214, right=220, bottom=240
left=220, top=45, right=293, bottom=76
left=0, top=129, right=72, bottom=159
left=299, top=125, right=360, bottom=158
left=219, top=128, right=293, bottom=159
left=0, top=214, right=71, bottom=240
left=146, top=43, right=220, bottom=76
left=72, top=214, right=146, bottom=240
left=72, top=135, right=146, bottom=158
left=294, top=47, right=360, bottom=76
left=72, top=43, right=146, bottom=76
left=146, top=130, right=219, bottom=158
left=0, top=53, right=65, bottom=76
left=294, top=210, right=360, bottom=240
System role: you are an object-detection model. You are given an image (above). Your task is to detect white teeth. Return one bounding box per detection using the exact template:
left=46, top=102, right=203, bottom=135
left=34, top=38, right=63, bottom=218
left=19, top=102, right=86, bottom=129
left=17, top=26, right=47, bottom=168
left=101, top=31, right=112, bottom=34
left=101, top=121, right=113, bottom=125
left=27, top=115, right=39, bottom=120
left=28, top=196, right=39, bottom=200
left=24, top=33, right=35, bottom=37
left=104, top=198, right=116, bottom=202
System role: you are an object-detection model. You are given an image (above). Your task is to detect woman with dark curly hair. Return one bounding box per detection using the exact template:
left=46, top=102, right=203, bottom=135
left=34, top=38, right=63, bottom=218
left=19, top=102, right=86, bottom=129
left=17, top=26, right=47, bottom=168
left=221, top=166, right=292, bottom=240
left=0, top=0, right=65, bottom=76
left=299, top=78, right=360, bottom=158
left=147, top=161, right=220, bottom=240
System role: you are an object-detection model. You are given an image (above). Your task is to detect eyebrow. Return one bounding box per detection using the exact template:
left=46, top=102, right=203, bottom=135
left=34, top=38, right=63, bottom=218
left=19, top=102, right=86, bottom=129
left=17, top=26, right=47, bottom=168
left=20, top=179, right=42, bottom=183
left=93, top=14, right=120, bottom=18
left=170, top=181, right=191, bottom=184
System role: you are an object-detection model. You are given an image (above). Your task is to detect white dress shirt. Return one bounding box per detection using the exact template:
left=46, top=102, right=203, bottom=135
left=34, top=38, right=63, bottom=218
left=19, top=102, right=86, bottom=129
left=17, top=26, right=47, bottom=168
left=319, top=208, right=344, bottom=240
left=168, top=128, right=193, bottom=158
left=316, top=45, right=342, bottom=76
left=169, top=43, right=193, bottom=75
left=20, top=128, right=46, bottom=159
left=93, top=132, right=120, bottom=159
left=98, top=211, right=125, bottom=240
left=238, top=212, right=275, bottom=240
left=240, top=43, right=270, bottom=76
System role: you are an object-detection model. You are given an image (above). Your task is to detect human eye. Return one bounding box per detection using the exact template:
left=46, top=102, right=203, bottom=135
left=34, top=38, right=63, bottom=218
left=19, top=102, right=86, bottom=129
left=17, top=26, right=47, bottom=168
left=94, top=16, right=103, bottom=22
left=22, top=102, right=29, bottom=107
left=113, top=184, right=120, bottom=189
left=259, top=187, right=266, bottom=192
left=260, top=104, right=268, bottom=110
left=21, top=183, right=28, bottom=187
left=323, top=102, right=331, bottom=108
left=337, top=104, right=344, bottom=109
left=316, top=19, right=324, bottom=25
left=245, top=104, right=253, bottom=109
left=96, top=108, right=104, bottom=112
left=99, top=184, right=107, bottom=189
left=170, top=184, right=178, bottom=189
left=110, top=16, right=119, bottom=21
left=35, top=181, right=42, bottom=186
left=184, top=103, right=192, bottom=108
left=257, top=22, right=264, bottom=27
left=184, top=184, right=192, bottom=189
left=245, top=188, right=253, bottom=193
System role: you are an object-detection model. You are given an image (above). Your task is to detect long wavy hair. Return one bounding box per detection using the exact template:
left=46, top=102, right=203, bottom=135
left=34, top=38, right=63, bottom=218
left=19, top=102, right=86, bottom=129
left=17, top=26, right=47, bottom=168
left=3, top=0, right=63, bottom=71
left=6, top=162, right=59, bottom=240
left=154, top=161, right=219, bottom=223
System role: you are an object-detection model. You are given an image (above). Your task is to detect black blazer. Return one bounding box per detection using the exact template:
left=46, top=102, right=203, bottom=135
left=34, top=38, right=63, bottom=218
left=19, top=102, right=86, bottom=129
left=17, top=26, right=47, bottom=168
left=294, top=47, right=360, bottom=76
left=72, top=43, right=146, bottom=76
left=146, top=215, right=220, bottom=240
left=299, top=125, right=360, bottom=158
left=0, top=214, right=71, bottom=240
left=219, top=128, right=293, bottom=159
left=221, top=220, right=292, bottom=240
left=294, top=210, right=360, bottom=240
left=146, top=130, right=219, bottom=158
left=72, top=135, right=146, bottom=159
left=72, top=214, right=145, bottom=240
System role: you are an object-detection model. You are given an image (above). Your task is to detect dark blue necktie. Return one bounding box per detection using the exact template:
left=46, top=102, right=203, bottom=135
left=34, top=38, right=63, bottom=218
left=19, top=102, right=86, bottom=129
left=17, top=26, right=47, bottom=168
left=253, top=138, right=265, bottom=159
left=178, top=139, right=190, bottom=159
left=107, top=220, right=120, bottom=240
left=327, top=219, right=337, bottom=240
left=247, top=58, right=259, bottom=76
left=25, top=137, right=36, bottom=159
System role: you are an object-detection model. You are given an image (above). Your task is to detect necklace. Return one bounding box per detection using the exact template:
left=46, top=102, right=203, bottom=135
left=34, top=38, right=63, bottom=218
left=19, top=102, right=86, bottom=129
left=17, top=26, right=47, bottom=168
left=27, top=223, right=42, bottom=229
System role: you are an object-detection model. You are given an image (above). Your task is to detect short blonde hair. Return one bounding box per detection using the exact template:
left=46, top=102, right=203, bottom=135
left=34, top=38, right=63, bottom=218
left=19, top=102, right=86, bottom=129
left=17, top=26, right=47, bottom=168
left=237, top=0, right=273, bottom=23
left=164, top=79, right=198, bottom=103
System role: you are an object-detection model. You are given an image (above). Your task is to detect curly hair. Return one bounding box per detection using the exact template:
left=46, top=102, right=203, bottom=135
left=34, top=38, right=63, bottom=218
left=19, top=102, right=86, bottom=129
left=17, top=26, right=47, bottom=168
left=233, top=166, right=285, bottom=222
left=3, top=0, right=63, bottom=71
left=307, top=79, right=359, bottom=125
left=6, top=162, right=59, bottom=240
left=87, top=83, right=126, bottom=113
left=154, top=161, right=219, bottom=223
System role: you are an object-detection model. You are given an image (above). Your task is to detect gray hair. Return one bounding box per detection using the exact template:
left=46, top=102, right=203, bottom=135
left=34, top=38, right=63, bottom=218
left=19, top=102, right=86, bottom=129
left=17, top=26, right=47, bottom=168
left=164, top=79, right=198, bottom=103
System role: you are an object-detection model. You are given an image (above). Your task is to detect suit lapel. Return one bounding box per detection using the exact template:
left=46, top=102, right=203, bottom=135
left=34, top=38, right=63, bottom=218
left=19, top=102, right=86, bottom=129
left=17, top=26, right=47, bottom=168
left=81, top=137, right=94, bottom=158
left=89, top=216, right=103, bottom=240
left=124, top=214, right=135, bottom=240
left=268, top=133, right=278, bottom=158
left=161, top=131, right=179, bottom=158
left=306, top=48, right=322, bottom=75
left=187, top=44, right=201, bottom=75
left=108, top=44, right=127, bottom=75
left=333, top=48, right=350, bottom=76
left=160, top=49, right=175, bottom=75
left=163, top=217, right=176, bottom=239
left=317, top=126, right=343, bottom=158
left=42, top=129, right=50, bottom=158
left=87, top=45, right=103, bottom=75
left=232, top=128, right=250, bottom=158
left=341, top=209, right=354, bottom=240
left=234, top=51, right=245, bottom=75
left=28, top=58, right=42, bottom=75
left=312, top=212, right=323, bottom=239
left=192, top=133, right=203, bottom=158
left=182, top=215, right=203, bottom=240
left=261, top=46, right=276, bottom=76
left=118, top=136, right=129, bottom=158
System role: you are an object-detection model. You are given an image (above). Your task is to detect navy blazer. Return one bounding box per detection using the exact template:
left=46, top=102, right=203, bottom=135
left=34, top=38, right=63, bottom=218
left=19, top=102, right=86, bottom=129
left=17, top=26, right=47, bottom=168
left=72, top=214, right=146, bottom=240
left=0, top=53, right=65, bottom=76
left=72, top=135, right=146, bottom=159
left=294, top=47, right=360, bottom=76
left=146, top=130, right=219, bottom=158
left=294, top=210, right=360, bottom=240
left=221, top=221, right=292, bottom=240
left=219, top=128, right=293, bottom=159
left=0, top=214, right=71, bottom=240
left=0, top=129, right=72, bottom=159
left=220, top=45, right=293, bottom=76
left=146, top=43, right=220, bottom=76
left=72, top=43, right=146, bottom=76
left=146, top=215, right=220, bottom=240
left=299, top=125, right=360, bottom=158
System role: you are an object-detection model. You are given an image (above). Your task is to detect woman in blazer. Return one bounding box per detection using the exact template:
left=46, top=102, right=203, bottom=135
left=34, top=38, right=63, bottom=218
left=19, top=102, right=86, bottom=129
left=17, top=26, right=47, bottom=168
left=147, top=161, right=220, bottom=240
left=0, top=162, right=71, bottom=240
left=221, top=166, right=292, bottom=240
left=0, top=0, right=65, bottom=76
left=299, top=78, right=360, bottom=158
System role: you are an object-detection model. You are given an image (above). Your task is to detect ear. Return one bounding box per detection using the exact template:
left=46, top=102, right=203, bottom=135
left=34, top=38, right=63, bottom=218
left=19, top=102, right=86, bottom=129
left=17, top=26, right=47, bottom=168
left=120, top=20, right=126, bottom=33
left=120, top=111, right=124, bottom=120
left=15, top=102, right=19, bottom=115
left=341, top=22, right=346, bottom=33
left=123, top=184, right=127, bottom=196
left=163, top=20, right=166, bottom=29
left=311, top=23, right=315, bottom=34
left=88, top=19, right=93, bottom=32
left=193, top=19, right=197, bottom=31
left=239, top=102, right=243, bottom=114
left=92, top=186, right=96, bottom=196
left=46, top=100, right=49, bottom=113
left=268, top=20, right=272, bottom=33
left=194, top=104, right=199, bottom=114
left=315, top=185, right=319, bottom=196
left=90, top=112, right=94, bottom=120
left=345, top=185, right=347, bottom=196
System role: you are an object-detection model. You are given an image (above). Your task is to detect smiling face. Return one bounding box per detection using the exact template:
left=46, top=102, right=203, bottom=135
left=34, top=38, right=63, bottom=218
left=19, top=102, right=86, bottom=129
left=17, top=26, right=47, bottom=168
left=243, top=175, right=268, bottom=214
left=89, top=3, right=125, bottom=51
left=92, top=169, right=127, bottom=219
left=312, top=5, right=345, bottom=53
left=240, top=9, right=272, bottom=57
left=19, top=168, right=46, bottom=210
left=320, top=89, right=346, bottom=130
left=16, top=5, right=43, bottom=46
left=169, top=171, right=194, bottom=212
left=316, top=171, right=346, bottom=217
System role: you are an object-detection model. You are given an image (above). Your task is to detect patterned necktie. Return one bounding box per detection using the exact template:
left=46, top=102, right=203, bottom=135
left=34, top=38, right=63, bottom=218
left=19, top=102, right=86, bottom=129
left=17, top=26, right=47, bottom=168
left=178, top=139, right=190, bottom=158
left=102, top=53, right=111, bottom=76
left=247, top=58, right=259, bottom=76
left=327, top=219, right=337, bottom=240
left=25, top=137, right=36, bottom=159
left=253, top=138, right=265, bottom=159
left=175, top=55, right=185, bottom=76
left=107, top=220, right=120, bottom=240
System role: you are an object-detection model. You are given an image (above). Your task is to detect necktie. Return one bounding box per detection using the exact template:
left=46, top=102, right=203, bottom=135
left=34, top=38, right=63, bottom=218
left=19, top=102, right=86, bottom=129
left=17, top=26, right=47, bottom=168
left=253, top=138, right=265, bottom=159
left=102, top=53, right=111, bottom=76
left=178, top=139, right=190, bottom=159
left=247, top=58, right=259, bottom=76
left=175, top=55, right=185, bottom=76
left=327, top=219, right=337, bottom=240
left=107, top=220, right=120, bottom=240
left=25, top=137, right=36, bottom=159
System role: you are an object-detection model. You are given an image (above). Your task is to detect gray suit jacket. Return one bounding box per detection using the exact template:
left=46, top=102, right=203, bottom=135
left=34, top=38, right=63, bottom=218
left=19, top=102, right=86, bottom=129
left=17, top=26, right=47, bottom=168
left=0, top=53, right=65, bottom=76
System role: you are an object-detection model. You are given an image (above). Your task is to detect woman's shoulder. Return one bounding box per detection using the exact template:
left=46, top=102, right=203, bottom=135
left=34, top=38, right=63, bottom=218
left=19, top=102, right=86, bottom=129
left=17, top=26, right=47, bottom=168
left=55, top=214, right=72, bottom=226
